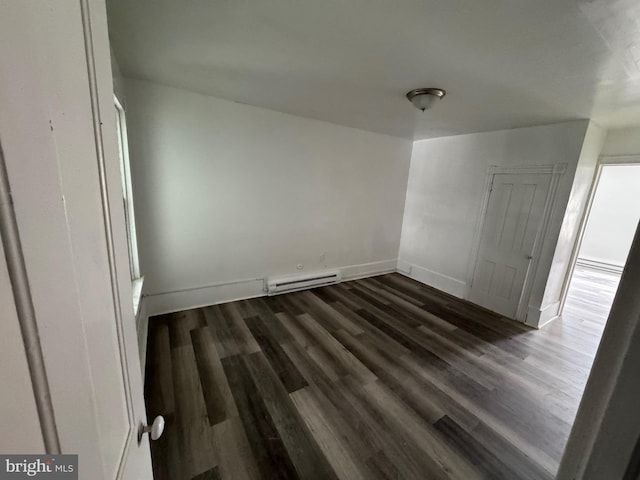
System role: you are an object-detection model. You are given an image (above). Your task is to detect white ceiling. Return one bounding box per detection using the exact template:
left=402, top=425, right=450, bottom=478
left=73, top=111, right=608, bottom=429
left=106, top=0, right=640, bottom=140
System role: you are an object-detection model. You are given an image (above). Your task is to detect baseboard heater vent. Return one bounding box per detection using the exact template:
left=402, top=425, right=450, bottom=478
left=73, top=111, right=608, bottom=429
left=267, top=270, right=341, bottom=295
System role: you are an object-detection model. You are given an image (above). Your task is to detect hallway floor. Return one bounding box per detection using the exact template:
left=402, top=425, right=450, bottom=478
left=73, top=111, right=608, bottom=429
left=559, top=263, right=621, bottom=355
left=144, top=273, right=605, bottom=480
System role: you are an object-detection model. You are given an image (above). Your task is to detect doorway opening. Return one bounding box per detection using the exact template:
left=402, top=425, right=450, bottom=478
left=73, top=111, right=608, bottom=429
left=560, top=160, right=640, bottom=342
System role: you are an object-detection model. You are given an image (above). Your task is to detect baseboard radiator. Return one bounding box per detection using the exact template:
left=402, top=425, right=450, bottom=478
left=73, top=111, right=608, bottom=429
left=267, top=270, right=342, bottom=295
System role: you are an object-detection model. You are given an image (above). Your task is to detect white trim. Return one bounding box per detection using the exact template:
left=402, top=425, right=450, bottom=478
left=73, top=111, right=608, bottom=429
left=557, top=162, right=603, bottom=314
left=136, top=296, right=149, bottom=383
left=145, top=259, right=398, bottom=317
left=132, top=276, right=144, bottom=318
left=534, top=313, right=560, bottom=329
left=398, top=261, right=467, bottom=298
left=466, top=163, right=567, bottom=321
left=526, top=301, right=561, bottom=329
left=576, top=258, right=624, bottom=275
left=397, top=258, right=412, bottom=275
left=599, top=154, right=640, bottom=165
left=486, top=164, right=566, bottom=176
left=149, top=276, right=265, bottom=297
left=145, top=278, right=266, bottom=317
left=516, top=163, right=566, bottom=321
left=465, top=169, right=494, bottom=289
left=341, top=258, right=397, bottom=281
left=114, top=94, right=141, bottom=282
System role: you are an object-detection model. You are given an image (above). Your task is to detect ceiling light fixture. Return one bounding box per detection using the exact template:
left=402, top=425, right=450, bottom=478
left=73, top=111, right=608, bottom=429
left=406, top=88, right=446, bottom=111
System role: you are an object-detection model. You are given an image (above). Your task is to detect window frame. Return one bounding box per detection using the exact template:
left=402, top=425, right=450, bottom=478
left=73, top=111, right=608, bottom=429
left=114, top=95, right=142, bottom=306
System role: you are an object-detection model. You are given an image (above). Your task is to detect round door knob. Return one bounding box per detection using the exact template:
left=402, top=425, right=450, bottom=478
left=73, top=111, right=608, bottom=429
left=138, top=416, right=165, bottom=443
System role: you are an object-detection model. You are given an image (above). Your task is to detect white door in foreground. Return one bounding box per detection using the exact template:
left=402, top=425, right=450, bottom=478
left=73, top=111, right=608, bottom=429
left=469, top=173, right=551, bottom=318
left=0, top=0, right=153, bottom=478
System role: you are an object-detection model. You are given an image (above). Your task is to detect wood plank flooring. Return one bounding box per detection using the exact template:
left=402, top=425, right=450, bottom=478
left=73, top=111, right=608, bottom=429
left=145, top=272, right=605, bottom=480
left=562, top=264, right=621, bottom=337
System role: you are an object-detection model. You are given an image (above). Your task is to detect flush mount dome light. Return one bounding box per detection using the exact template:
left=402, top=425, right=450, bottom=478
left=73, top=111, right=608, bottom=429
left=406, top=87, right=446, bottom=111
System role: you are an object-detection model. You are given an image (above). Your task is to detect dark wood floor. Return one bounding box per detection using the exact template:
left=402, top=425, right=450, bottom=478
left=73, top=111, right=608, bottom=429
left=145, top=273, right=604, bottom=480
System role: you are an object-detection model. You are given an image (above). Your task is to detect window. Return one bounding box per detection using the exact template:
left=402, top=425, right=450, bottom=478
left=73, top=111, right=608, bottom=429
left=114, top=95, right=143, bottom=312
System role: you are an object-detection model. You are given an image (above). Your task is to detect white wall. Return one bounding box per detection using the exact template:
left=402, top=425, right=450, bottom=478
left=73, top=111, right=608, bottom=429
left=579, top=165, right=640, bottom=267
left=601, top=126, right=640, bottom=156
left=124, top=79, right=412, bottom=314
left=539, top=122, right=606, bottom=326
left=398, top=121, right=590, bottom=322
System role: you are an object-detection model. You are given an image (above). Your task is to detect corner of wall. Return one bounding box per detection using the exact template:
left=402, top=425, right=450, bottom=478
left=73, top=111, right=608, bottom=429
left=396, top=259, right=467, bottom=299
left=537, top=120, right=607, bottom=316
left=600, top=125, right=640, bottom=157
left=144, top=258, right=399, bottom=319
left=525, top=301, right=561, bottom=329
left=396, top=141, right=418, bottom=262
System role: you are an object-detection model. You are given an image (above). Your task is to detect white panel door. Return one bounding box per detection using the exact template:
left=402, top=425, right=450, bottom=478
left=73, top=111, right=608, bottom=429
left=469, top=173, right=551, bottom=318
left=0, top=1, right=152, bottom=478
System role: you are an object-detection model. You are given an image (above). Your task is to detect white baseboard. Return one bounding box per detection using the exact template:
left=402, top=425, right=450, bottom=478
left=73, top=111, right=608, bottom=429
left=397, top=259, right=412, bottom=275
left=144, top=258, right=399, bottom=319
left=341, top=258, right=398, bottom=281
left=576, top=257, right=624, bottom=275
left=145, top=278, right=266, bottom=318
left=396, top=260, right=467, bottom=299
left=526, top=300, right=561, bottom=328
left=536, top=314, right=560, bottom=329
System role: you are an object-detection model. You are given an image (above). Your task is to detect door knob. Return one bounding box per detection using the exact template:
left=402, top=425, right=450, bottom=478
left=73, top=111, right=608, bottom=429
left=138, top=416, right=165, bottom=443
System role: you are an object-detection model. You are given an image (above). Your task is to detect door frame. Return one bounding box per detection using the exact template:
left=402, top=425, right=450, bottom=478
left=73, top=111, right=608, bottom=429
left=466, top=163, right=567, bottom=321
left=557, top=154, right=640, bottom=316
